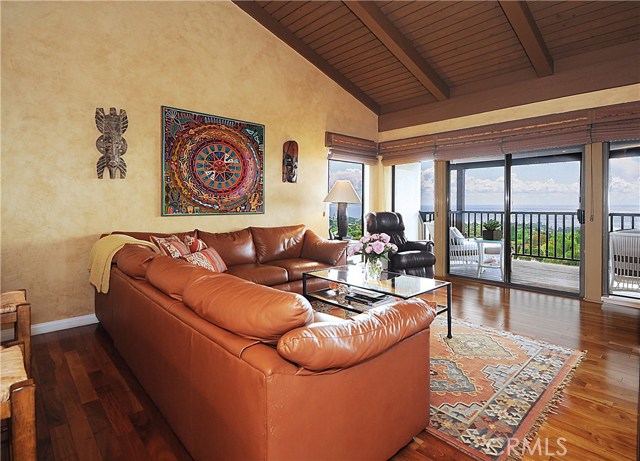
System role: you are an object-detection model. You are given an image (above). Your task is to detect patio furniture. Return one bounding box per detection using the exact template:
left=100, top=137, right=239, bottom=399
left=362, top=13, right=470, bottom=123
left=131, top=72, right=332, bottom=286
left=609, top=229, right=640, bottom=292
left=0, top=341, right=36, bottom=461
left=1, top=290, right=31, bottom=374
left=448, top=226, right=480, bottom=266
left=476, top=238, right=505, bottom=279
left=365, top=212, right=435, bottom=278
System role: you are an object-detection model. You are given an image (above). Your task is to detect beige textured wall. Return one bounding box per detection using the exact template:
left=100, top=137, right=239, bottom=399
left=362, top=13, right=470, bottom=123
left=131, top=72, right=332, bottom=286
left=0, top=1, right=377, bottom=325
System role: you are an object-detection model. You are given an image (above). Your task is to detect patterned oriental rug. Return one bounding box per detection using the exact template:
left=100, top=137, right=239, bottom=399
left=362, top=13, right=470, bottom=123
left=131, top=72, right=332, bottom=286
left=311, top=303, right=585, bottom=461
left=427, top=316, right=585, bottom=461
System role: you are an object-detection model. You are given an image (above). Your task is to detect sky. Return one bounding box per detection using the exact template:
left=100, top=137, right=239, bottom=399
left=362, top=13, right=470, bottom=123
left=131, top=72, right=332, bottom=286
left=420, top=157, right=639, bottom=212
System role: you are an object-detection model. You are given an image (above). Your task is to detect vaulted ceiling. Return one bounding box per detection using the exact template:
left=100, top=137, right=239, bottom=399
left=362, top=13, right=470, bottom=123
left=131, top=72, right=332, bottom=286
left=233, top=1, right=640, bottom=131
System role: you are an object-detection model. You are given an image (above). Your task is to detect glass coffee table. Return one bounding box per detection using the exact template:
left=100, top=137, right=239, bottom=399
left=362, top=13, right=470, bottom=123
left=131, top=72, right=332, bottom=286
left=303, top=265, right=452, bottom=338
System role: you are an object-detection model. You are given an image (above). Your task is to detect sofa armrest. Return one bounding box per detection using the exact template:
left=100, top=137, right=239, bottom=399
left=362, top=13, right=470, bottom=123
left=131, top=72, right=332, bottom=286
left=277, top=298, right=436, bottom=372
left=301, top=230, right=349, bottom=265
left=402, top=240, right=434, bottom=252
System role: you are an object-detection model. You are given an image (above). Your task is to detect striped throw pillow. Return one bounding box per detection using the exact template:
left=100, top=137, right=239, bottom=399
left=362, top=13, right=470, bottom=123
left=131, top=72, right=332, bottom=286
left=183, top=235, right=208, bottom=253
left=183, top=248, right=228, bottom=272
left=151, top=235, right=190, bottom=258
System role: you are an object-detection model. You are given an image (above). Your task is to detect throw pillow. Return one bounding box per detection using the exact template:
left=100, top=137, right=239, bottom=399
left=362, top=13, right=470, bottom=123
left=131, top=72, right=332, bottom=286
left=151, top=235, right=190, bottom=258
left=184, top=235, right=208, bottom=253
left=183, top=248, right=228, bottom=272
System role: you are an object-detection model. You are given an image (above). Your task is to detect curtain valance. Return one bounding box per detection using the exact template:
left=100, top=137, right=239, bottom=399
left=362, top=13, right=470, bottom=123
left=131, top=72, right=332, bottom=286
left=379, top=101, right=640, bottom=164
left=325, top=132, right=378, bottom=165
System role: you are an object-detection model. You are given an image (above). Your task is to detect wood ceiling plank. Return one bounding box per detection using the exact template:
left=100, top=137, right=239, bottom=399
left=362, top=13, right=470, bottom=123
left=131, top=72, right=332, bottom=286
left=405, top=2, right=497, bottom=40
left=295, top=6, right=348, bottom=38
left=435, top=55, right=527, bottom=87
left=534, top=2, right=631, bottom=33
left=305, top=14, right=362, bottom=48
left=288, top=2, right=341, bottom=33
left=368, top=80, right=424, bottom=99
left=381, top=1, right=439, bottom=24
left=352, top=63, right=407, bottom=86
left=380, top=94, right=438, bottom=115
left=427, top=31, right=522, bottom=68
left=363, top=74, right=420, bottom=94
left=344, top=1, right=450, bottom=100
left=546, top=14, right=640, bottom=50
left=315, top=27, right=372, bottom=54
left=232, top=1, right=380, bottom=113
left=376, top=87, right=430, bottom=106
left=498, top=1, right=553, bottom=77
left=411, top=11, right=506, bottom=49
left=340, top=54, right=397, bottom=76
left=542, top=8, right=640, bottom=44
left=416, top=16, right=509, bottom=57
left=269, top=1, right=307, bottom=21
left=320, top=33, right=378, bottom=61
left=446, top=49, right=531, bottom=78
left=279, top=2, right=324, bottom=28
left=550, top=26, right=640, bottom=60
left=330, top=44, right=389, bottom=69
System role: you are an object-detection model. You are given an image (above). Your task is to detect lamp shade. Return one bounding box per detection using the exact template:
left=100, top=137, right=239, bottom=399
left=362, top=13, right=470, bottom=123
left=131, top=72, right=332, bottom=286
left=323, top=180, right=361, bottom=204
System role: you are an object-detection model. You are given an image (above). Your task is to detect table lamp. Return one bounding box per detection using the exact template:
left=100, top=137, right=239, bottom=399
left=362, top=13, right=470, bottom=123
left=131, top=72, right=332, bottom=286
left=324, top=180, right=361, bottom=240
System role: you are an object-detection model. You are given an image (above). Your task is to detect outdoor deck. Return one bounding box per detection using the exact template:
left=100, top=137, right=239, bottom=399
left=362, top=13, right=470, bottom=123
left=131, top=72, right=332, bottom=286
left=450, top=258, right=580, bottom=294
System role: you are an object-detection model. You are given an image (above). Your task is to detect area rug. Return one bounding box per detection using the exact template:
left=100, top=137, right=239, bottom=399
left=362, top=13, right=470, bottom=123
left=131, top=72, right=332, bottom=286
left=427, top=316, right=585, bottom=461
left=310, top=302, right=585, bottom=461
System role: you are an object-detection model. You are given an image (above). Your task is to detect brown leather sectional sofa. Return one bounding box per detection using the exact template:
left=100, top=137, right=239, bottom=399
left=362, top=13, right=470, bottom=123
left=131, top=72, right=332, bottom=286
left=95, top=225, right=437, bottom=460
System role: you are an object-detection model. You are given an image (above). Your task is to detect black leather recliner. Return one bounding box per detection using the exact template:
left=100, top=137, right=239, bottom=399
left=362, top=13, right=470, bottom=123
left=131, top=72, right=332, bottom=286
left=365, top=212, right=436, bottom=278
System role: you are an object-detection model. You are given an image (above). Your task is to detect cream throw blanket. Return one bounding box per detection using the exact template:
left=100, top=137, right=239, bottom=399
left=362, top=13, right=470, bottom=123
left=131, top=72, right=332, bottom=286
left=89, top=234, right=158, bottom=293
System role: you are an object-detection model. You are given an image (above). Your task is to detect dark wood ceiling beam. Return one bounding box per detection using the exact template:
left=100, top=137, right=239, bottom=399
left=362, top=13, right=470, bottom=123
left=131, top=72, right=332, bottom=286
left=499, top=1, right=554, bottom=77
left=232, top=1, right=380, bottom=114
left=344, top=1, right=450, bottom=101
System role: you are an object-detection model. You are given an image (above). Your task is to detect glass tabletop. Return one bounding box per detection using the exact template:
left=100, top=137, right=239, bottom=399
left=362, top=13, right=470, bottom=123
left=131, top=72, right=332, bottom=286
left=305, top=265, right=449, bottom=299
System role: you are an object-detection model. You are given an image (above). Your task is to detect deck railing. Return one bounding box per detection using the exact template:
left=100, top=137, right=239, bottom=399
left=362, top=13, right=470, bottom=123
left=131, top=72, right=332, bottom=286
left=453, top=210, right=580, bottom=264
left=422, top=210, right=639, bottom=265
left=609, top=213, right=640, bottom=231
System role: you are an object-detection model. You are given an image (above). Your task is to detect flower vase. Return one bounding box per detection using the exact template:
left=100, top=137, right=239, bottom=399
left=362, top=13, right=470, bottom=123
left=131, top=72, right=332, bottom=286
left=364, top=258, right=383, bottom=280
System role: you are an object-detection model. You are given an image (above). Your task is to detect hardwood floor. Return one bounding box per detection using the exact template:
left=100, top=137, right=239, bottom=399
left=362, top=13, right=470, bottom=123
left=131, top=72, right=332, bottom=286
left=29, top=280, right=639, bottom=461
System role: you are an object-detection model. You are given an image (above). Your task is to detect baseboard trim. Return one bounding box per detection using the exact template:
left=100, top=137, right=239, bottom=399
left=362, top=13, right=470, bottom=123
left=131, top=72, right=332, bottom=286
left=1, top=313, right=99, bottom=341
left=33, top=313, right=99, bottom=336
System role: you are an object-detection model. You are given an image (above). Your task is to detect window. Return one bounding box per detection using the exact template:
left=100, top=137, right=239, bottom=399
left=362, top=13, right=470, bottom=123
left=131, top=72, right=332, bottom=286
left=328, top=160, right=364, bottom=239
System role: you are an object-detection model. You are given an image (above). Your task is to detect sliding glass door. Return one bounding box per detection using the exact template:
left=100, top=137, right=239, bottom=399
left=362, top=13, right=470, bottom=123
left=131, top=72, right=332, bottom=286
left=509, top=153, right=582, bottom=294
left=449, top=158, right=505, bottom=282
left=447, top=150, right=583, bottom=295
left=606, top=142, right=640, bottom=300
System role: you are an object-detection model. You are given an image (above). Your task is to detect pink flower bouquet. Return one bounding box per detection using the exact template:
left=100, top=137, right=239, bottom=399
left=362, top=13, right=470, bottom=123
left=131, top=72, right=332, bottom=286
left=347, top=233, right=398, bottom=262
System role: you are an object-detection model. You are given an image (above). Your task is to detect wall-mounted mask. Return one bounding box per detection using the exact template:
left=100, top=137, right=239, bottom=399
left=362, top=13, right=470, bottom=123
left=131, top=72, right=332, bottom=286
left=282, top=140, right=298, bottom=183
left=96, top=107, right=128, bottom=179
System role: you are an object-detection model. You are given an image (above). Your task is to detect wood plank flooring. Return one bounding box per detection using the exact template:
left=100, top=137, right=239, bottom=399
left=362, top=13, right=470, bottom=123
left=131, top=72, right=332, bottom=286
left=28, top=280, right=639, bottom=461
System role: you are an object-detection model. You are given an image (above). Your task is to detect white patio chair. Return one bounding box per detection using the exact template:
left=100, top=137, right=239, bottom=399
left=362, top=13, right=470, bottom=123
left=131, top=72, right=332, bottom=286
left=449, top=226, right=480, bottom=265
left=609, top=229, right=640, bottom=292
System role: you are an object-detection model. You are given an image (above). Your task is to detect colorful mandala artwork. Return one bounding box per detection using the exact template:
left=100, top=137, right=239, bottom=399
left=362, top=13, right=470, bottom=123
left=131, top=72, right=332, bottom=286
left=162, top=106, right=265, bottom=215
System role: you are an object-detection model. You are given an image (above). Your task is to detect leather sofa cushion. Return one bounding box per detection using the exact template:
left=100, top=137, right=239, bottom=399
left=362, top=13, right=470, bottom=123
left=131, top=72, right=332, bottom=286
left=266, top=258, right=331, bottom=281
left=300, top=230, right=349, bottom=265
left=277, top=299, right=436, bottom=371
left=183, top=274, right=314, bottom=343
left=250, top=225, right=306, bottom=263
left=225, top=263, right=288, bottom=286
left=146, top=256, right=218, bottom=300
left=197, top=229, right=257, bottom=266
left=115, top=244, right=158, bottom=279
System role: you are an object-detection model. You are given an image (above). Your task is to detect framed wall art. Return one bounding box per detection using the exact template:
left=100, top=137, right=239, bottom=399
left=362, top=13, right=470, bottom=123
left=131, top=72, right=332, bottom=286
left=162, top=106, right=265, bottom=215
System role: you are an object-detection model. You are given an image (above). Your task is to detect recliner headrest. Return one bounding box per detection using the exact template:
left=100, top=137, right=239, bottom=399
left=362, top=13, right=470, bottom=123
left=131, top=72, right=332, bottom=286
left=365, top=212, right=405, bottom=234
